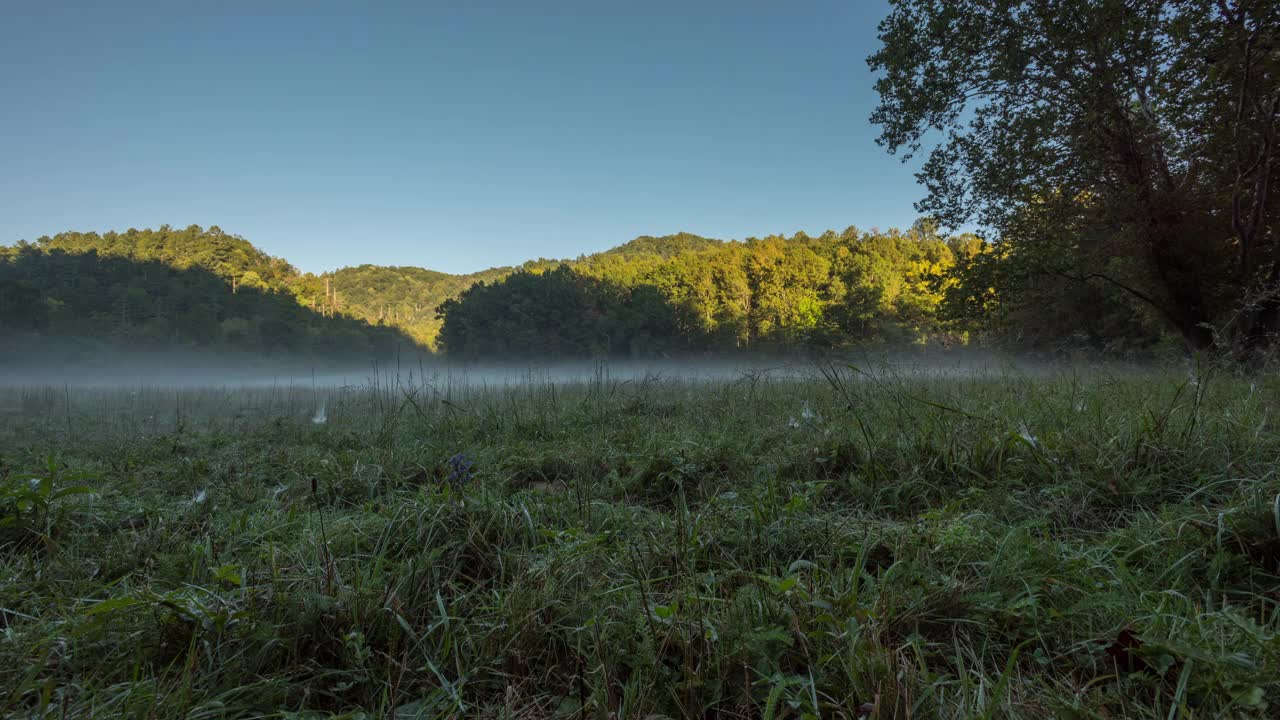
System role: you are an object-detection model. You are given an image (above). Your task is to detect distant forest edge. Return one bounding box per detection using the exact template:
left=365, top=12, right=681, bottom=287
left=0, top=228, right=415, bottom=364
left=0, top=223, right=1169, bottom=362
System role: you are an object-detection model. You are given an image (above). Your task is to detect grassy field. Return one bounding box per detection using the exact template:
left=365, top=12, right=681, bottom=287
left=1, top=363, right=1279, bottom=718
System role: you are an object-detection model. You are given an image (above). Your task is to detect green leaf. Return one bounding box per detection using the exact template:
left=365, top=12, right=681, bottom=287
left=1232, top=686, right=1266, bottom=709
left=84, top=596, right=146, bottom=616
left=212, top=564, right=243, bottom=587
left=52, top=486, right=94, bottom=500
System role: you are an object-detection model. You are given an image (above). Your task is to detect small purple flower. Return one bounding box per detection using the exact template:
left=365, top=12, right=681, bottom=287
left=446, top=453, right=474, bottom=487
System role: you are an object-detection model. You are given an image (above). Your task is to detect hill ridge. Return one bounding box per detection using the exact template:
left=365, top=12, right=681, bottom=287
left=4, top=223, right=1005, bottom=354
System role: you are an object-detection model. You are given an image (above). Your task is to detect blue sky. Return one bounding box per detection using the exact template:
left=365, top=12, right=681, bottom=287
left=0, top=0, right=922, bottom=275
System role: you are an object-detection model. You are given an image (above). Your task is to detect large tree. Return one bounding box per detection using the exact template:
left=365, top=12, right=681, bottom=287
left=869, top=0, right=1280, bottom=352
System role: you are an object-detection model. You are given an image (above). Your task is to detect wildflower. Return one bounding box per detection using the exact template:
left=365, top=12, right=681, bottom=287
left=191, top=489, right=207, bottom=505
left=446, top=453, right=474, bottom=487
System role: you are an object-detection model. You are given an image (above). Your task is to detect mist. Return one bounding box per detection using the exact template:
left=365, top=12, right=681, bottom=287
left=0, top=338, right=1117, bottom=392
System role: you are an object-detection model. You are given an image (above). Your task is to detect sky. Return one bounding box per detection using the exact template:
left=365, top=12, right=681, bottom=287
left=0, top=0, right=923, bottom=275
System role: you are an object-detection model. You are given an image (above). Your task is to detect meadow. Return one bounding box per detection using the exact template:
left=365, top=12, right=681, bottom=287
left=1, top=362, right=1278, bottom=718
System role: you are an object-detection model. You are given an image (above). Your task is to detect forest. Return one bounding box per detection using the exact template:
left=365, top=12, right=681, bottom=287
left=0, top=220, right=1169, bottom=363
left=0, top=227, right=413, bottom=362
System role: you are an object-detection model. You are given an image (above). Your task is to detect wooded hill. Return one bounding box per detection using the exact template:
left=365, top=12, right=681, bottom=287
left=0, top=226, right=415, bottom=360
left=0, top=222, right=1167, bottom=360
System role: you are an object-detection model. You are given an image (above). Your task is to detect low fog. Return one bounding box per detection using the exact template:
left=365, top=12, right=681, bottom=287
left=0, top=340, right=1100, bottom=391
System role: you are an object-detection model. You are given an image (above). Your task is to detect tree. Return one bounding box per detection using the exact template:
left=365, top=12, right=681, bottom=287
left=869, top=0, right=1280, bottom=353
left=7, top=224, right=985, bottom=360
left=938, top=236, right=1165, bottom=352
left=0, top=241, right=416, bottom=359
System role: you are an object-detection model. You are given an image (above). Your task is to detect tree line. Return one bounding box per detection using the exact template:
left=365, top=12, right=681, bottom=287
left=0, top=226, right=413, bottom=359
left=435, top=223, right=1170, bottom=359
left=1, top=220, right=1176, bottom=362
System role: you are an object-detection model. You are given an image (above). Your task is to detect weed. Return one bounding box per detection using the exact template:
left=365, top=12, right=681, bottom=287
left=0, top=454, right=93, bottom=552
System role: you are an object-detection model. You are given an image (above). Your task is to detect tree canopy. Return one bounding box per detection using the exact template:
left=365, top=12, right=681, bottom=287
left=0, top=226, right=413, bottom=361
left=436, top=225, right=996, bottom=358
left=869, top=0, right=1279, bottom=354
left=2, top=220, right=1174, bottom=362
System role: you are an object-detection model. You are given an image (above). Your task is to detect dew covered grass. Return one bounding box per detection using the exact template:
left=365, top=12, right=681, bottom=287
left=1, top=363, right=1279, bottom=718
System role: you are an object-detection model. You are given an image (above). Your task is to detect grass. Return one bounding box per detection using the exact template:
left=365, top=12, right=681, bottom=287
left=1, top=362, right=1279, bottom=718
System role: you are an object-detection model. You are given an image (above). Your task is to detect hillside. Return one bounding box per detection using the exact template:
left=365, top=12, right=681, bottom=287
left=2, top=223, right=1164, bottom=360
left=328, top=264, right=511, bottom=348
left=438, top=227, right=973, bottom=358
left=0, top=244, right=413, bottom=362
left=599, top=232, right=723, bottom=258
left=32, top=225, right=298, bottom=292
left=1, top=226, right=744, bottom=355
left=0, top=226, right=417, bottom=361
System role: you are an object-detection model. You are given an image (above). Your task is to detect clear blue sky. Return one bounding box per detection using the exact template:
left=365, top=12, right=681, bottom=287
left=0, top=0, right=922, bottom=275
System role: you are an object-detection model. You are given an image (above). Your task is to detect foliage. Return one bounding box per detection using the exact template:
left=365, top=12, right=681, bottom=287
left=869, top=0, right=1280, bottom=354
left=938, top=237, right=1168, bottom=354
left=0, top=226, right=417, bottom=359
left=437, top=265, right=688, bottom=359
left=327, top=264, right=511, bottom=350
left=1, top=221, right=1178, bottom=360
left=0, top=454, right=93, bottom=551
left=438, top=224, right=977, bottom=358
left=4, top=223, right=996, bottom=360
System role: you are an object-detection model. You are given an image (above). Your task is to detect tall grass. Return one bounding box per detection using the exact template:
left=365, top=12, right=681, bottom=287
left=0, top=364, right=1277, bottom=718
